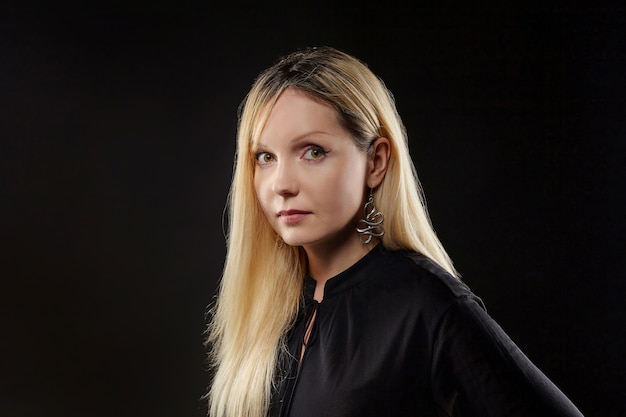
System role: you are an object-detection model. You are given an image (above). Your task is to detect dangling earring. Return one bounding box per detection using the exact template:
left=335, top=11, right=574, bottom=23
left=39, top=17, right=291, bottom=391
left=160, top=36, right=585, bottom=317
left=275, top=234, right=284, bottom=249
left=356, top=189, right=385, bottom=244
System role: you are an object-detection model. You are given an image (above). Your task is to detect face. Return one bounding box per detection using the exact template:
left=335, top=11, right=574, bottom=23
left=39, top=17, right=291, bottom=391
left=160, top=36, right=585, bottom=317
left=253, top=88, right=369, bottom=251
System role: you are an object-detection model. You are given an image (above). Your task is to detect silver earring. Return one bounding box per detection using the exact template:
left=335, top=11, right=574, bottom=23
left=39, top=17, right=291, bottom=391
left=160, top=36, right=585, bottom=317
left=356, top=189, right=384, bottom=244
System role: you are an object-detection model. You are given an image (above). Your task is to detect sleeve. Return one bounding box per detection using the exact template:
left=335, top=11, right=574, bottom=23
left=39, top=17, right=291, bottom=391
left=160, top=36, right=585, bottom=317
left=430, top=296, right=584, bottom=417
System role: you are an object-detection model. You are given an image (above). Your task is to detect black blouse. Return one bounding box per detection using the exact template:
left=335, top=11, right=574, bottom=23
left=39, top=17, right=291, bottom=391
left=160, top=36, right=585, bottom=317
left=268, top=245, right=583, bottom=417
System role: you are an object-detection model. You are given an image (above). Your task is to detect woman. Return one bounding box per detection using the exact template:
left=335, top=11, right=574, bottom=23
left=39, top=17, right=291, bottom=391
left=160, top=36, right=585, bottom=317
left=206, top=46, right=583, bottom=417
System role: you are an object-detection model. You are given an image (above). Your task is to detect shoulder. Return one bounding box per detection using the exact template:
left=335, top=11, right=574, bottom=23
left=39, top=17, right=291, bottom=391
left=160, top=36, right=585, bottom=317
left=369, top=246, right=486, bottom=318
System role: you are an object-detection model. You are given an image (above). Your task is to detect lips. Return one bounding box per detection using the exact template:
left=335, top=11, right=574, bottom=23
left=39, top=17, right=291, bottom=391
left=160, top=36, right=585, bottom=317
left=277, top=209, right=311, bottom=224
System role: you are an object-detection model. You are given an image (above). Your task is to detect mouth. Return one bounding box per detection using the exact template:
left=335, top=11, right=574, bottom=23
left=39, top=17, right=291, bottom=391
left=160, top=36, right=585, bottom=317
left=277, top=209, right=311, bottom=224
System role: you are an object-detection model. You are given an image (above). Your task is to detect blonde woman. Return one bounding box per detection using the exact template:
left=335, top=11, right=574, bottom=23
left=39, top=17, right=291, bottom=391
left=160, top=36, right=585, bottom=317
left=206, top=46, right=583, bottom=417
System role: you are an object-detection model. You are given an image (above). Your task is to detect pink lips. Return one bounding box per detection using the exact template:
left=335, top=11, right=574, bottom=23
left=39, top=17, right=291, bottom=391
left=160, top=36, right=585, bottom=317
left=277, top=209, right=311, bottom=224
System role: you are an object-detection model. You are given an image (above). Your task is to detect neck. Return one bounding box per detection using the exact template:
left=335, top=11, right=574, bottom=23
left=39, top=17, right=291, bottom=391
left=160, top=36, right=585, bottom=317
left=304, top=233, right=377, bottom=301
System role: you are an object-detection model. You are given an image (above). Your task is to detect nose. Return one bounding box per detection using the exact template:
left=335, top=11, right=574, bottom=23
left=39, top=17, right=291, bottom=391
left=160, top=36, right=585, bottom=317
left=271, top=160, right=299, bottom=197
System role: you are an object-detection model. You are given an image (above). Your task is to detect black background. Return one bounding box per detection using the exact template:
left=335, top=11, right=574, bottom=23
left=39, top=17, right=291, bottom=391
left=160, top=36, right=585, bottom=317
left=2, top=3, right=625, bottom=416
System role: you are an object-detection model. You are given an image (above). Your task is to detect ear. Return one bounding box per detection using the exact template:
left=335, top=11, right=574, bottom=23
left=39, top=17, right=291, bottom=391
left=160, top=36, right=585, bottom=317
left=366, top=137, right=391, bottom=189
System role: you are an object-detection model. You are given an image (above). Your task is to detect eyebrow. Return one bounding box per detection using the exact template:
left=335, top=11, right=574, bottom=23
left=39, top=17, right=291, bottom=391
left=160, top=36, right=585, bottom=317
left=255, top=131, right=332, bottom=151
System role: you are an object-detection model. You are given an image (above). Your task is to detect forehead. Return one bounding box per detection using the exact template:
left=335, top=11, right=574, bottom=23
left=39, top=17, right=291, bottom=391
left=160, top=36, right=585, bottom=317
left=255, top=88, right=341, bottom=145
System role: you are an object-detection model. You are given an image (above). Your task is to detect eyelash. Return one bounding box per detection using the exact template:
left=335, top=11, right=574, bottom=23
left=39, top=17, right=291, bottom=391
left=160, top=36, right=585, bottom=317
left=255, top=152, right=274, bottom=165
left=254, top=145, right=329, bottom=165
left=303, top=145, right=329, bottom=160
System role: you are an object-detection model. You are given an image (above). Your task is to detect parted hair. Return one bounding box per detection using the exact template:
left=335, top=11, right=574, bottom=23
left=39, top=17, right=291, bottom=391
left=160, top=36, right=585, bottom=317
left=206, top=46, right=457, bottom=417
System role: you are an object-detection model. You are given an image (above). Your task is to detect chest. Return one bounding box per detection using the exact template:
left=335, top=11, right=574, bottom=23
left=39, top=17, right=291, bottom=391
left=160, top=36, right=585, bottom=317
left=271, top=297, right=438, bottom=417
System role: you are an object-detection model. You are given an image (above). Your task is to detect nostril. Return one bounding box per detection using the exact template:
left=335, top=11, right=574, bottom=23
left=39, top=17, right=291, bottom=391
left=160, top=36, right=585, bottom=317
left=272, top=169, right=299, bottom=196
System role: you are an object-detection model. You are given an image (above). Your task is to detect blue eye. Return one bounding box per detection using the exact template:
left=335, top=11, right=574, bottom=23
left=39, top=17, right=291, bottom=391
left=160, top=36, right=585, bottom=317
left=255, top=152, right=275, bottom=165
left=303, top=146, right=328, bottom=160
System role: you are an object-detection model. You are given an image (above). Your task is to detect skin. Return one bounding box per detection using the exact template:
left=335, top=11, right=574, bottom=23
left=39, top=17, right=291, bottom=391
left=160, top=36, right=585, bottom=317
left=254, top=88, right=389, bottom=301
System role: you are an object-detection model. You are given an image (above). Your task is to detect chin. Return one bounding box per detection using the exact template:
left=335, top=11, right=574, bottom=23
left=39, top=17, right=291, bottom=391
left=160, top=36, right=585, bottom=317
left=280, top=232, right=323, bottom=248
left=282, top=237, right=311, bottom=247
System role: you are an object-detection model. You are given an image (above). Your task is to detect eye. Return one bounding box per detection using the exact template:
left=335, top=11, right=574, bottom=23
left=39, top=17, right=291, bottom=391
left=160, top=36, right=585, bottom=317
left=303, top=145, right=328, bottom=160
left=255, top=152, right=275, bottom=165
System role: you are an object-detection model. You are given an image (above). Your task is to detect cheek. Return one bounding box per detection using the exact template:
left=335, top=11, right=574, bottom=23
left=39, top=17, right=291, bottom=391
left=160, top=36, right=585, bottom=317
left=253, top=174, right=261, bottom=198
left=253, top=174, right=271, bottom=214
left=329, top=165, right=367, bottom=215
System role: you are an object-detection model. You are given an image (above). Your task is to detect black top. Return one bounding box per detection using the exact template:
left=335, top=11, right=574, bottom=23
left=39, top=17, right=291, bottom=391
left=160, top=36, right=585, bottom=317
left=268, top=245, right=583, bottom=417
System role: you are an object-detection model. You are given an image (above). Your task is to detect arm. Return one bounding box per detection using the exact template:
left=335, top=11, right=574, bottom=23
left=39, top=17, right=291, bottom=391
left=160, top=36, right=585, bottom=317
left=430, top=296, right=584, bottom=417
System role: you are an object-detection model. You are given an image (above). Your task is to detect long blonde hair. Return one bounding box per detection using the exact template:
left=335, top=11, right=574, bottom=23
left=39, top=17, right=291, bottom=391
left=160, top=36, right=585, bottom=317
left=206, top=46, right=457, bottom=417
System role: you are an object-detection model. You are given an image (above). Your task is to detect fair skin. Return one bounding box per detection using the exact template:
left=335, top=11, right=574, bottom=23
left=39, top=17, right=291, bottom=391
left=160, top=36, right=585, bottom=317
left=254, top=88, right=389, bottom=301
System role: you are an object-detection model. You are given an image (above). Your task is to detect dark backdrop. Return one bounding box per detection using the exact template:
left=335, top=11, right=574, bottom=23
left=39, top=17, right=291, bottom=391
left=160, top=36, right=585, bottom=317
left=2, top=3, right=624, bottom=417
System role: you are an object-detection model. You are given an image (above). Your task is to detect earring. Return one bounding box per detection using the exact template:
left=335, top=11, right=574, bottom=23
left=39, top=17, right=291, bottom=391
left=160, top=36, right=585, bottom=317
left=275, top=234, right=284, bottom=249
left=356, top=189, right=384, bottom=244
